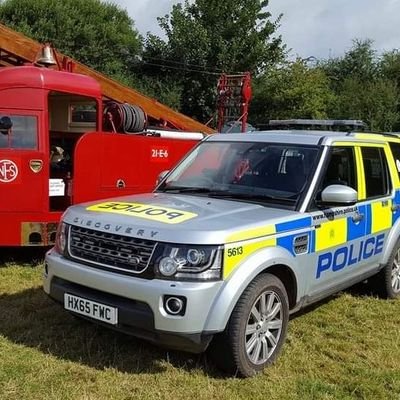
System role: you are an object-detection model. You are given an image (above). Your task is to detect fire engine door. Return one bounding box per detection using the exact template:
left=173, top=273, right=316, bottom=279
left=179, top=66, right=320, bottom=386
left=0, top=112, right=46, bottom=212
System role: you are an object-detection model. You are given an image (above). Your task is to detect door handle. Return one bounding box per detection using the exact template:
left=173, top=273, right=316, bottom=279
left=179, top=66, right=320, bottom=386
left=352, top=213, right=364, bottom=223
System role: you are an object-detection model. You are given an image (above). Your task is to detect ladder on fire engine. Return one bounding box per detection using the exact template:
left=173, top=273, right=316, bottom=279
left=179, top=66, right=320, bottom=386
left=0, top=23, right=214, bottom=134
left=217, top=72, right=251, bottom=133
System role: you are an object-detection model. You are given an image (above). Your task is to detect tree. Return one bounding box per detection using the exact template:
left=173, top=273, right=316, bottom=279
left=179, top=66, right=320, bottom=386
left=319, top=40, right=400, bottom=131
left=381, top=50, right=400, bottom=85
left=142, top=0, right=284, bottom=122
left=0, top=0, right=141, bottom=79
left=250, top=60, right=336, bottom=124
left=321, top=39, right=378, bottom=87
left=332, top=77, right=399, bottom=132
left=379, top=50, right=400, bottom=130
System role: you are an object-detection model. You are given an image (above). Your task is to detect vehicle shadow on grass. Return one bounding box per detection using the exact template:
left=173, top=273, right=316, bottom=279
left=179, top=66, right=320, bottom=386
left=0, top=247, right=48, bottom=267
left=0, top=286, right=225, bottom=377
left=289, top=280, right=381, bottom=321
left=345, top=279, right=380, bottom=297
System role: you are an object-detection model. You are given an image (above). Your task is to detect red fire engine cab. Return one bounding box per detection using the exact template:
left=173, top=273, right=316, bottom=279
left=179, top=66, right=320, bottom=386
left=0, top=65, right=204, bottom=246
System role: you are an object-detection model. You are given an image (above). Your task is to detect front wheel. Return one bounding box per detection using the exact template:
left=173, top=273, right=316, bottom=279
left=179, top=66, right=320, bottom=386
left=211, top=273, right=289, bottom=377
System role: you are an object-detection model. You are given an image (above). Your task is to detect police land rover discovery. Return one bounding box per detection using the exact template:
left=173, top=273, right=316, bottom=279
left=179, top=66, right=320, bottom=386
left=44, top=130, right=400, bottom=377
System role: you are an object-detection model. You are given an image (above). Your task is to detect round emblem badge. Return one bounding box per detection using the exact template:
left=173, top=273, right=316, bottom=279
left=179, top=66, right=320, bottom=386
left=0, top=159, right=18, bottom=183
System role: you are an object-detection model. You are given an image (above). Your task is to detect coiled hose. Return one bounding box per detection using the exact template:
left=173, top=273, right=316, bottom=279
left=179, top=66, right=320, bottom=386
left=103, top=101, right=147, bottom=133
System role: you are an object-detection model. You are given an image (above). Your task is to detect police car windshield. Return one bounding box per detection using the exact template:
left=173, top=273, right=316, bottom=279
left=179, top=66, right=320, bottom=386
left=158, top=141, right=320, bottom=208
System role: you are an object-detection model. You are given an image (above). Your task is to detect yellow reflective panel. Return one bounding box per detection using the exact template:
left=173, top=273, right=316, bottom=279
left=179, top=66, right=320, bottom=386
left=223, top=237, right=277, bottom=279
left=87, top=201, right=198, bottom=224
left=315, top=218, right=347, bottom=252
left=371, top=200, right=392, bottom=234
left=226, top=224, right=276, bottom=243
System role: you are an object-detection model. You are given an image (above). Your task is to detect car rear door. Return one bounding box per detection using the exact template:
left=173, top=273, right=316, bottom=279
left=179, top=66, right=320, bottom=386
left=357, top=144, right=396, bottom=269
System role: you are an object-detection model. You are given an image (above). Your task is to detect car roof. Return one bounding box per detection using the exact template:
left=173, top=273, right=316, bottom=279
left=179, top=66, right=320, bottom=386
left=206, top=130, right=399, bottom=146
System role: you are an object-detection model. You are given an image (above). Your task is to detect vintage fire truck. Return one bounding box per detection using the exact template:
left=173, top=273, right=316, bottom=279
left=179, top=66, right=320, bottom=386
left=0, top=24, right=212, bottom=247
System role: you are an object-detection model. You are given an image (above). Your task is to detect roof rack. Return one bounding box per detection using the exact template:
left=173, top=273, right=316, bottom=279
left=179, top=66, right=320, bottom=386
left=267, top=119, right=367, bottom=132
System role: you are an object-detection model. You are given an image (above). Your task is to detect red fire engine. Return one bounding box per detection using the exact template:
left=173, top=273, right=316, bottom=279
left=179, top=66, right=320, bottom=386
left=0, top=24, right=213, bottom=247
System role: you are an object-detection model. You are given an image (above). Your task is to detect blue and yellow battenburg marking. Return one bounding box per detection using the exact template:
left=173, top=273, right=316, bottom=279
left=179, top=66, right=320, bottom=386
left=223, top=190, right=400, bottom=279
left=87, top=201, right=198, bottom=224
left=276, top=217, right=312, bottom=255
left=316, top=233, right=385, bottom=279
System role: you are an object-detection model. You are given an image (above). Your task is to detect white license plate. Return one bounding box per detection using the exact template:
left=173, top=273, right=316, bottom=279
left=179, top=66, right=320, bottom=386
left=64, top=293, right=118, bottom=325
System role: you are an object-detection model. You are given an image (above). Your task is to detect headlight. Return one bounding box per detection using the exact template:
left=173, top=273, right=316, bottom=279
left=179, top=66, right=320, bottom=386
left=153, top=244, right=222, bottom=281
left=54, top=222, right=69, bottom=255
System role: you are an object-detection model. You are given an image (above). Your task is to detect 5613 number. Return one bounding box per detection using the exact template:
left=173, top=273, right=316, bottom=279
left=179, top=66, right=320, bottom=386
left=227, top=246, right=243, bottom=257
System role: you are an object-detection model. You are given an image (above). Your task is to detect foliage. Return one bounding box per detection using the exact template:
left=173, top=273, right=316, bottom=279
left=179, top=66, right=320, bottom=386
left=135, top=76, right=183, bottom=111
left=250, top=60, right=335, bottom=124
left=0, top=0, right=141, bottom=78
left=322, top=39, right=379, bottom=85
left=318, top=40, right=400, bottom=131
left=142, top=0, right=284, bottom=122
left=331, top=77, right=399, bottom=132
left=381, top=50, right=400, bottom=85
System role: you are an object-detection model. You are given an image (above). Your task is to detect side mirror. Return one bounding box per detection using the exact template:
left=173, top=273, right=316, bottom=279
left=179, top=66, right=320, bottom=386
left=320, top=184, right=357, bottom=206
left=156, top=170, right=169, bottom=186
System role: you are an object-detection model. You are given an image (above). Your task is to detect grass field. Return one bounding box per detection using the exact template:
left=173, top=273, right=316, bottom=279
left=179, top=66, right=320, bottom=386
left=1, top=250, right=400, bottom=400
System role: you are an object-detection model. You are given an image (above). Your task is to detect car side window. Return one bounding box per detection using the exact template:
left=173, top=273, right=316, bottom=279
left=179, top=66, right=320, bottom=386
left=361, top=147, right=390, bottom=198
left=322, top=147, right=357, bottom=190
left=309, top=146, right=357, bottom=210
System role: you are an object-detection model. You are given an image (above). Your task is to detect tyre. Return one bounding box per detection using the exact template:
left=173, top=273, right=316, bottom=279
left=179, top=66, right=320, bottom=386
left=211, top=273, right=289, bottom=377
left=374, top=240, right=400, bottom=299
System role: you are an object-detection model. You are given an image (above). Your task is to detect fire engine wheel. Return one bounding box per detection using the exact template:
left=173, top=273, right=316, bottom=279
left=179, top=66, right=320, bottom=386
left=211, top=273, right=289, bottom=377
left=374, top=240, right=400, bottom=299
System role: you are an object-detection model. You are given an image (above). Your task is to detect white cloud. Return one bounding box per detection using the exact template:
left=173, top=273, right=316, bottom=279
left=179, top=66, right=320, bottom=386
left=113, top=0, right=400, bottom=58
left=268, top=0, right=400, bottom=59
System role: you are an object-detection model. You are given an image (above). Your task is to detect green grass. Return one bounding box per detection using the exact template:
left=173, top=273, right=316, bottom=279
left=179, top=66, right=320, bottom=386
left=1, top=251, right=400, bottom=400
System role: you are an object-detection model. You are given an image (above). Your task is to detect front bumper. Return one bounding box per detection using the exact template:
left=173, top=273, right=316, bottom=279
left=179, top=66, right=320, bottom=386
left=44, top=250, right=224, bottom=353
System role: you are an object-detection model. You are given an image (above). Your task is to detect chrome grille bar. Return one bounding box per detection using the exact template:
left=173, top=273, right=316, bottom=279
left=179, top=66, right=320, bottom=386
left=68, top=226, right=156, bottom=274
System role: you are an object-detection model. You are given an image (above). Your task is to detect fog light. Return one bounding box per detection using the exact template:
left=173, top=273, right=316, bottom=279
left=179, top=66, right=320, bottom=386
left=164, top=295, right=186, bottom=316
left=44, top=262, right=49, bottom=276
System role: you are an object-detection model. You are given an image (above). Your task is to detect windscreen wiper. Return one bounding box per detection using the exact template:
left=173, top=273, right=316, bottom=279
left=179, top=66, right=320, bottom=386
left=207, top=191, right=295, bottom=204
left=158, top=186, right=215, bottom=193
left=159, top=186, right=295, bottom=203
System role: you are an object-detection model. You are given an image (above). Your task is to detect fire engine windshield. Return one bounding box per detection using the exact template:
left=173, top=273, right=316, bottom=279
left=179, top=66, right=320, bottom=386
left=158, top=141, right=320, bottom=208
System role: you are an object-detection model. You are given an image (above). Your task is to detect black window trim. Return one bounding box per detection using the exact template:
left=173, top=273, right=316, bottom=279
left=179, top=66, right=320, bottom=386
left=307, top=145, right=358, bottom=212
left=361, top=146, right=392, bottom=200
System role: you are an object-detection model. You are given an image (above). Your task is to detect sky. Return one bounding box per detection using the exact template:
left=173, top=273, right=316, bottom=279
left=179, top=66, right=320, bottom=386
left=112, top=0, right=400, bottom=60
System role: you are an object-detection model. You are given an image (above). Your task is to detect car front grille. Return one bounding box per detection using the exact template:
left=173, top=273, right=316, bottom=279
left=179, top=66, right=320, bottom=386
left=68, top=226, right=156, bottom=275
